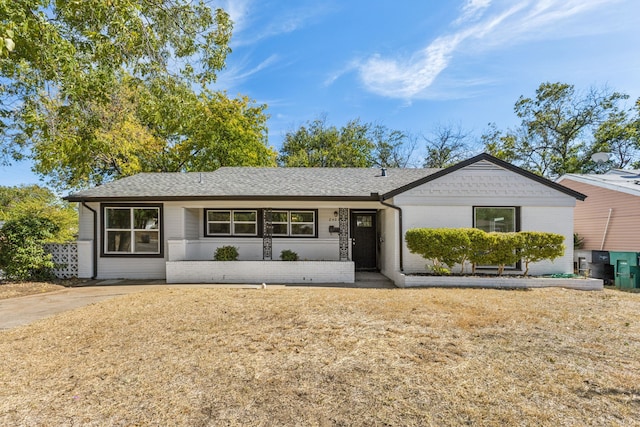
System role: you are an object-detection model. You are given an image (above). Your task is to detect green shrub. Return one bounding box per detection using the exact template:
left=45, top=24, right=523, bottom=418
left=406, top=228, right=470, bottom=273
left=464, top=228, right=494, bottom=274
left=519, top=231, right=565, bottom=276
left=486, top=232, right=523, bottom=275
left=213, top=245, right=239, bottom=261
left=0, top=216, right=59, bottom=280
left=279, top=249, right=299, bottom=261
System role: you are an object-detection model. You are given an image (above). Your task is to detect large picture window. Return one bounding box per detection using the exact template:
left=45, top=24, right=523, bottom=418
left=474, top=207, right=517, bottom=233
left=206, top=210, right=258, bottom=236
left=104, top=206, right=161, bottom=255
left=474, top=206, right=520, bottom=269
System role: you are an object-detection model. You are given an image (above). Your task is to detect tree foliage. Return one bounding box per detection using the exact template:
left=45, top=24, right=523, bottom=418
left=0, top=185, right=76, bottom=242
left=2, top=1, right=277, bottom=190
left=278, top=116, right=373, bottom=167
left=278, top=116, right=415, bottom=168
left=482, top=82, right=639, bottom=178
left=28, top=76, right=276, bottom=189
left=369, top=124, right=417, bottom=168
left=0, top=216, right=59, bottom=280
left=423, top=124, right=473, bottom=168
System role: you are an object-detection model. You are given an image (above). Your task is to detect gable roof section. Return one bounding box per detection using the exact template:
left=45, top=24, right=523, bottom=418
left=558, top=171, right=640, bottom=198
left=382, top=153, right=586, bottom=201
left=65, top=153, right=586, bottom=202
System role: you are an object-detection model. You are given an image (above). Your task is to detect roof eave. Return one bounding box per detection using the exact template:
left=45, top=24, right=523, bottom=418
left=65, top=194, right=381, bottom=203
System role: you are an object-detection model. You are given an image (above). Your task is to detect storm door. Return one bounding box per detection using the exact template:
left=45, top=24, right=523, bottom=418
left=351, top=211, right=377, bottom=271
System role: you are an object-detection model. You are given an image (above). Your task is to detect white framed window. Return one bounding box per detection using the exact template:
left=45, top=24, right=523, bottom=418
left=269, top=210, right=316, bottom=237
left=474, top=207, right=517, bottom=233
left=206, top=210, right=258, bottom=236
left=290, top=211, right=315, bottom=236
left=272, top=211, right=290, bottom=236
left=474, top=206, right=520, bottom=269
left=103, top=206, right=161, bottom=255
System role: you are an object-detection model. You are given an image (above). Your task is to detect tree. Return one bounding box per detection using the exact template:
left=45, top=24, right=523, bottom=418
left=370, top=124, right=417, bottom=168
left=0, top=216, right=59, bottom=280
left=423, top=124, right=473, bottom=168
left=278, top=116, right=374, bottom=167
left=1, top=2, right=278, bottom=191
left=0, top=185, right=76, bottom=242
left=483, top=82, right=631, bottom=178
left=589, top=99, right=640, bottom=171
left=28, top=75, right=276, bottom=189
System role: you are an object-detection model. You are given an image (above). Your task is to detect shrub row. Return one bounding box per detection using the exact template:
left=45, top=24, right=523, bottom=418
left=405, top=228, right=565, bottom=276
left=213, top=246, right=299, bottom=261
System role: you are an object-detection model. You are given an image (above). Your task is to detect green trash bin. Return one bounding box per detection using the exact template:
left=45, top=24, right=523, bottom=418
left=609, top=251, right=640, bottom=289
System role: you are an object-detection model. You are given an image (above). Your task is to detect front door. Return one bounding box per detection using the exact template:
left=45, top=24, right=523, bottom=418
left=351, top=211, right=377, bottom=270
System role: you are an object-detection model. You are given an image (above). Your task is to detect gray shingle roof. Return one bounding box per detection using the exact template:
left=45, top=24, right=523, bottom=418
left=65, top=167, right=441, bottom=201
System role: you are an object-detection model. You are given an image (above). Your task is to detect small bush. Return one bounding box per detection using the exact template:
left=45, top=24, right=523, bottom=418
left=486, top=232, right=523, bottom=275
left=520, top=231, right=565, bottom=276
left=406, top=228, right=470, bottom=273
left=465, top=228, right=494, bottom=273
left=0, top=216, right=59, bottom=280
left=280, top=249, right=299, bottom=261
left=214, top=245, right=239, bottom=261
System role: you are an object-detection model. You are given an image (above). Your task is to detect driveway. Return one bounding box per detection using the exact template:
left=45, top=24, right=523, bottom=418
left=0, top=273, right=395, bottom=330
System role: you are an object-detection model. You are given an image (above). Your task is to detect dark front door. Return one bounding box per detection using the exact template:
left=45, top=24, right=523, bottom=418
left=351, top=211, right=377, bottom=270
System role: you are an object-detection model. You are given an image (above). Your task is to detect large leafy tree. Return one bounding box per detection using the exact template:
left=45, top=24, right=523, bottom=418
left=0, top=185, right=77, bottom=242
left=483, top=82, right=637, bottom=178
left=278, top=116, right=374, bottom=167
left=589, top=98, right=640, bottom=172
left=1, top=1, right=276, bottom=190
left=278, top=116, right=415, bottom=168
left=28, top=75, right=276, bottom=189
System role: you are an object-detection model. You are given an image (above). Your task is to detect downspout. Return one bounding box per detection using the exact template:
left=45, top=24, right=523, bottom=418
left=379, top=198, right=403, bottom=271
left=82, top=202, right=98, bottom=279
left=600, top=208, right=613, bottom=251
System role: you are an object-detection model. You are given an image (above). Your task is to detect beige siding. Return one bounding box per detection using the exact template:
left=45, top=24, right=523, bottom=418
left=558, top=178, right=640, bottom=251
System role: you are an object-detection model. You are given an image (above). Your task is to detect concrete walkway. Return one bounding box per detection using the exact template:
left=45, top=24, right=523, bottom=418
left=0, top=272, right=395, bottom=330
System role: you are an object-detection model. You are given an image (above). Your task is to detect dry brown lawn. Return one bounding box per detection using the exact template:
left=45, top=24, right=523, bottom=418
left=0, top=281, right=66, bottom=300
left=1, top=287, right=639, bottom=426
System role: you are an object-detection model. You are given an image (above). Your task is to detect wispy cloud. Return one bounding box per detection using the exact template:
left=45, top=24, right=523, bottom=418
left=455, top=0, right=492, bottom=25
left=225, top=1, right=334, bottom=47
left=216, top=54, right=280, bottom=89
left=348, top=0, right=623, bottom=100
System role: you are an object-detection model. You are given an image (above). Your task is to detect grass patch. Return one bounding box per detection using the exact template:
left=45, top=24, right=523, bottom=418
left=1, top=287, right=639, bottom=425
left=0, top=281, right=66, bottom=300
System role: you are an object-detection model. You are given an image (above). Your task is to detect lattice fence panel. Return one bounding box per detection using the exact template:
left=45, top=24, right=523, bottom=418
left=44, top=243, right=78, bottom=279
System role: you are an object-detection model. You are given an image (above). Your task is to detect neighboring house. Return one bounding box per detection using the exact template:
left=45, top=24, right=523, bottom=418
left=557, top=169, right=640, bottom=251
left=65, top=153, right=585, bottom=285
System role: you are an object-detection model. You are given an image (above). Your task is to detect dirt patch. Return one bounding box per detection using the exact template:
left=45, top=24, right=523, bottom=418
left=1, top=287, right=639, bottom=425
left=0, top=281, right=66, bottom=300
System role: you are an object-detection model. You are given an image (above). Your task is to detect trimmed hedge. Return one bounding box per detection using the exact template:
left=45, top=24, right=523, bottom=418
left=406, top=228, right=565, bottom=276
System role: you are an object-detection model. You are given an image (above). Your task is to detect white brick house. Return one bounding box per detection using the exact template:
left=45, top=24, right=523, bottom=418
left=65, top=153, right=586, bottom=285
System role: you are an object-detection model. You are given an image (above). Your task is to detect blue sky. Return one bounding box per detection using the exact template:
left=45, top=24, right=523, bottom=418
left=1, top=0, right=639, bottom=187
